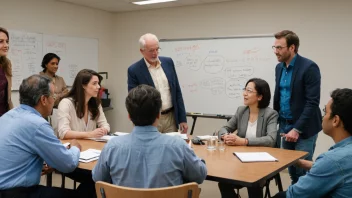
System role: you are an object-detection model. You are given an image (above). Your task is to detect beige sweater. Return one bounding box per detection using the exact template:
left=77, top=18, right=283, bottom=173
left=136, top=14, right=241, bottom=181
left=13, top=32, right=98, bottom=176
left=57, top=98, right=110, bottom=139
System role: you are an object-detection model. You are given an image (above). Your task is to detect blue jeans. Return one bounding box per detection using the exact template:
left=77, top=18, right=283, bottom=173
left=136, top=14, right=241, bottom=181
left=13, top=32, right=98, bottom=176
left=277, top=120, right=318, bottom=184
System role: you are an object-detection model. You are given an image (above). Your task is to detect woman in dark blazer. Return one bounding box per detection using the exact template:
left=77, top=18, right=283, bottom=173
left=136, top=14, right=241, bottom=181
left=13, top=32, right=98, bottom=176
left=218, top=78, right=278, bottom=198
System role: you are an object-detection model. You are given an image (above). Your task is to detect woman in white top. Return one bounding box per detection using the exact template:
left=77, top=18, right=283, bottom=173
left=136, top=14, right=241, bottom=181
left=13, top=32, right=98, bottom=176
left=217, top=78, right=278, bottom=198
left=57, top=69, right=110, bottom=139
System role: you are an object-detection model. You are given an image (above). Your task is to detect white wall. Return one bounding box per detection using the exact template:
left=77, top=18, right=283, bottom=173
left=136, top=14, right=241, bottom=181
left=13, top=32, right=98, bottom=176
left=111, top=0, right=352, bottom=159
left=0, top=0, right=114, bottom=108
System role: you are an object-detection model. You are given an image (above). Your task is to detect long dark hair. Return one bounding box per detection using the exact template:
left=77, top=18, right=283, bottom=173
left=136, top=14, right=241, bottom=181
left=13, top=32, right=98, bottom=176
left=0, top=27, right=12, bottom=77
left=65, top=69, right=102, bottom=120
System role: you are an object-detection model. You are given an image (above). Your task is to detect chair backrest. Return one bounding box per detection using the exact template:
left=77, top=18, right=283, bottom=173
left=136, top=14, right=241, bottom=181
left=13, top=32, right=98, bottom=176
left=95, top=181, right=200, bottom=198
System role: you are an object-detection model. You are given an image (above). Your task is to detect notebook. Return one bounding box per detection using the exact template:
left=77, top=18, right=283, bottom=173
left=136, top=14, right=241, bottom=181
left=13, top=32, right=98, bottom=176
left=233, top=152, right=278, bottom=163
left=79, top=149, right=101, bottom=163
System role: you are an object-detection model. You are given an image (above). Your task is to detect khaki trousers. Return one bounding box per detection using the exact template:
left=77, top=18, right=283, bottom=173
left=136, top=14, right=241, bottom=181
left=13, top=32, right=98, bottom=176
left=158, top=110, right=178, bottom=133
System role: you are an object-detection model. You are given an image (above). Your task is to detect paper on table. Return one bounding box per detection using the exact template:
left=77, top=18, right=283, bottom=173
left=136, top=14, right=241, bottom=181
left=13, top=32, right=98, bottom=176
left=87, top=135, right=115, bottom=142
left=114, top=132, right=129, bottom=136
left=79, top=157, right=99, bottom=163
left=197, top=135, right=218, bottom=140
left=188, top=139, right=192, bottom=148
left=233, top=152, right=278, bottom=163
left=165, top=132, right=188, bottom=140
left=79, top=149, right=101, bottom=163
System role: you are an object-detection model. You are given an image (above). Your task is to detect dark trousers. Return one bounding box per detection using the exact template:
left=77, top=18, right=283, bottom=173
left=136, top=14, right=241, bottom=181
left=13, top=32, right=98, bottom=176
left=0, top=185, right=78, bottom=198
left=64, top=168, right=96, bottom=198
left=273, top=191, right=286, bottom=198
left=218, top=182, right=263, bottom=198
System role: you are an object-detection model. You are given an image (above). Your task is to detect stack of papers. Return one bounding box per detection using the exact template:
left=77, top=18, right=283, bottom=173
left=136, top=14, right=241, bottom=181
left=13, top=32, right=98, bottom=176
left=87, top=135, right=115, bottom=142
left=165, top=132, right=188, bottom=140
left=233, top=152, right=278, bottom=163
left=79, top=149, right=101, bottom=163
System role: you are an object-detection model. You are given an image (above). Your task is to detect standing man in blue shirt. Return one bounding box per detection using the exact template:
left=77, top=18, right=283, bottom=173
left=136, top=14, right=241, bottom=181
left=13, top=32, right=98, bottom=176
left=274, top=88, right=352, bottom=198
left=273, top=30, right=322, bottom=184
left=92, top=84, right=207, bottom=188
left=0, top=75, right=83, bottom=198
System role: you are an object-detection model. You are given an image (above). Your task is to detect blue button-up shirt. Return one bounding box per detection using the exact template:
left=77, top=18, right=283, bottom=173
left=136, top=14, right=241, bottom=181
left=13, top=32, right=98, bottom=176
left=92, top=126, right=207, bottom=188
left=279, top=55, right=297, bottom=119
left=287, top=136, right=352, bottom=198
left=0, top=105, right=80, bottom=190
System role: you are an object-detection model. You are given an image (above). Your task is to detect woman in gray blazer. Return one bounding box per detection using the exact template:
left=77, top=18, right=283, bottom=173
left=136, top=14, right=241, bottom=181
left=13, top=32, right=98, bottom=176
left=218, top=78, right=278, bottom=198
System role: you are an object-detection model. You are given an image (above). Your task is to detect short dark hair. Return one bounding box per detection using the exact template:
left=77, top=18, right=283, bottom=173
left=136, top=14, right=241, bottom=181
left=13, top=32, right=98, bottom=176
left=41, top=53, right=61, bottom=72
left=126, top=85, right=162, bottom=126
left=330, top=88, right=352, bottom=135
left=245, top=78, right=271, bottom=108
left=274, top=30, right=300, bottom=53
left=19, top=75, right=51, bottom=107
left=65, top=69, right=102, bottom=120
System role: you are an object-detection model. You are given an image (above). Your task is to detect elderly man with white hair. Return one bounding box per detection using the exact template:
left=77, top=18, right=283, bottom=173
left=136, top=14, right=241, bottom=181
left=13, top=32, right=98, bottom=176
left=127, top=33, right=188, bottom=134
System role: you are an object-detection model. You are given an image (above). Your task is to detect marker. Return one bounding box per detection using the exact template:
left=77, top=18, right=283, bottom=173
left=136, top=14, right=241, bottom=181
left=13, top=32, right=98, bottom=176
left=189, top=112, right=203, bottom=115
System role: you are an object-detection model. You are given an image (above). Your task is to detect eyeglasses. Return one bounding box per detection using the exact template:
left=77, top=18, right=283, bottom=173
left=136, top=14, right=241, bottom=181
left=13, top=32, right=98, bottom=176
left=323, top=106, right=328, bottom=116
left=47, top=93, right=57, bottom=101
left=242, top=88, right=257, bottom=94
left=272, top=46, right=287, bottom=51
left=145, top=47, right=161, bottom=53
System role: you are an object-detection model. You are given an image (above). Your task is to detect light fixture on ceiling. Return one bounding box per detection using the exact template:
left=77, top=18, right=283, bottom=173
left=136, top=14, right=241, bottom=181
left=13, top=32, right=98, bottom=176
left=132, top=0, right=177, bottom=5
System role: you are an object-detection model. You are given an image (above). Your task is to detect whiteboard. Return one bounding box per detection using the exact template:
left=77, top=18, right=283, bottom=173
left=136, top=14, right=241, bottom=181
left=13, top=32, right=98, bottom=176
left=159, top=36, right=278, bottom=115
left=8, top=30, right=43, bottom=89
left=8, top=30, right=98, bottom=90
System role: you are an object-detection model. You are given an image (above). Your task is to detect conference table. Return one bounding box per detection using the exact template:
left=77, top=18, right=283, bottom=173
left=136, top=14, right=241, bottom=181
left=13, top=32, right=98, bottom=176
left=61, top=139, right=307, bottom=192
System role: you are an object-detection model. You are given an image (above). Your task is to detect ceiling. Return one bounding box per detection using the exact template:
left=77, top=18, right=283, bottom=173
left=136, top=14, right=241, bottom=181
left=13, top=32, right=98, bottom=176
left=57, top=0, right=240, bottom=13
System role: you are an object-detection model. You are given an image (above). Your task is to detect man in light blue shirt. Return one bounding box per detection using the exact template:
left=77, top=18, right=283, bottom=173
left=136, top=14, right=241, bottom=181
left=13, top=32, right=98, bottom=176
left=93, top=84, right=207, bottom=188
left=0, top=75, right=82, bottom=198
left=274, top=88, right=352, bottom=198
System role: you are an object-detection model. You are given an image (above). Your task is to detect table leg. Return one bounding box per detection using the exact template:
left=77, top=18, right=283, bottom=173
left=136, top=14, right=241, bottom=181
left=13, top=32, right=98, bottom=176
left=275, top=173, right=283, bottom=191
left=247, top=186, right=263, bottom=198
left=46, top=172, right=52, bottom=187
left=190, top=116, right=198, bottom=135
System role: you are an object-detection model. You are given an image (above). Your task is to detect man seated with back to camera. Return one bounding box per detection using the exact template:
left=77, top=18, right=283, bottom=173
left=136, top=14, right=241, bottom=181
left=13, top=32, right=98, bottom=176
left=92, top=84, right=207, bottom=189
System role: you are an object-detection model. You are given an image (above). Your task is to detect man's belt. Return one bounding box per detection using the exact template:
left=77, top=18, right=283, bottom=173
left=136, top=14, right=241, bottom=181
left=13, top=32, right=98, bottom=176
left=161, top=107, right=174, bottom=115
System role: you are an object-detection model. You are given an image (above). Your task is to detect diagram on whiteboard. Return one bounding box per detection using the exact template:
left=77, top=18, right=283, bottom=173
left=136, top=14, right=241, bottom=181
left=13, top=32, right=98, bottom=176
left=8, top=31, right=43, bottom=90
left=160, top=37, right=277, bottom=115
left=8, top=29, right=98, bottom=90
